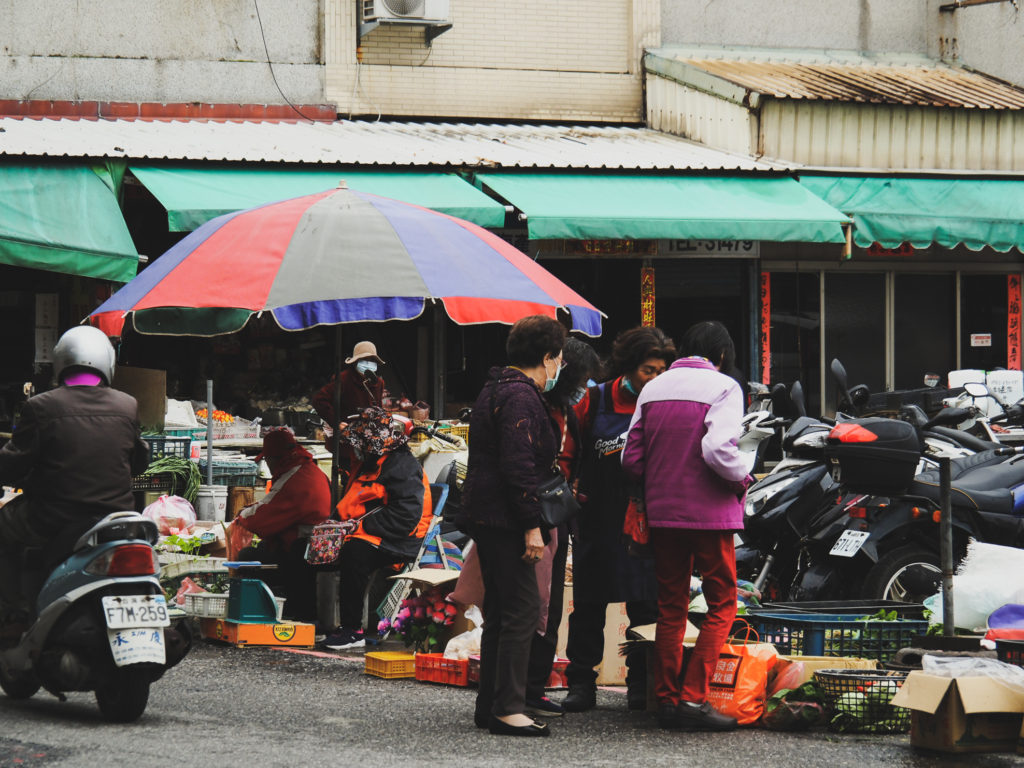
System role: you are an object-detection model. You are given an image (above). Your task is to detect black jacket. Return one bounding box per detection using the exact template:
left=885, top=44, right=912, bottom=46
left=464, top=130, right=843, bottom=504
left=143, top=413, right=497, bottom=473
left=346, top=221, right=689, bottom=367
left=458, top=367, right=558, bottom=533
left=0, top=385, right=150, bottom=535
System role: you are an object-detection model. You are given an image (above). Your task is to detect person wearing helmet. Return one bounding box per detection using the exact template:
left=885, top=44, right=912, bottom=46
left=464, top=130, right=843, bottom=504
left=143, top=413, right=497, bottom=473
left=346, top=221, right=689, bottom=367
left=0, top=326, right=149, bottom=643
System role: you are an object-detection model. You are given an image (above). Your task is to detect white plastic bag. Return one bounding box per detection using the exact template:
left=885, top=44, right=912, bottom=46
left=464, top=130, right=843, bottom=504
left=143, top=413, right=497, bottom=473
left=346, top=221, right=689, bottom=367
left=143, top=494, right=197, bottom=536
left=922, top=655, right=1024, bottom=696
left=443, top=604, right=482, bottom=661
left=924, top=541, right=1024, bottom=630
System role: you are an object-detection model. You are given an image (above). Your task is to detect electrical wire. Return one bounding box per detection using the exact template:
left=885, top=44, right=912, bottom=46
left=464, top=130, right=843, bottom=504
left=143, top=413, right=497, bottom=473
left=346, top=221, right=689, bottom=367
left=252, top=0, right=320, bottom=122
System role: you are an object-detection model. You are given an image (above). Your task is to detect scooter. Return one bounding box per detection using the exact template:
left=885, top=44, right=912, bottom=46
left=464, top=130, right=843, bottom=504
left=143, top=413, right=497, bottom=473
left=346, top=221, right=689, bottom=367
left=0, top=510, right=191, bottom=722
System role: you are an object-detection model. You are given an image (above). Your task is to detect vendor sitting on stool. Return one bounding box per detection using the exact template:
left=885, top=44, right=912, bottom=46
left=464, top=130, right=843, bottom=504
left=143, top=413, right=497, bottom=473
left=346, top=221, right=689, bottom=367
left=233, top=428, right=330, bottom=622
left=320, top=406, right=432, bottom=651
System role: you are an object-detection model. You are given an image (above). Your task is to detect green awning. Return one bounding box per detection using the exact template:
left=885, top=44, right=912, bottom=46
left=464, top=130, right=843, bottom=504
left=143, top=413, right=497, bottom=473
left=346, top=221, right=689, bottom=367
left=130, top=166, right=507, bottom=231
left=799, top=175, right=1024, bottom=252
left=0, top=164, right=139, bottom=283
left=473, top=173, right=849, bottom=243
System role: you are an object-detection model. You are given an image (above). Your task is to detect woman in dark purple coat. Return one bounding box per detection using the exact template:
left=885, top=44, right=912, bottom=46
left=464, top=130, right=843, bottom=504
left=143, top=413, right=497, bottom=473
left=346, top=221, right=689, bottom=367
left=456, top=314, right=566, bottom=737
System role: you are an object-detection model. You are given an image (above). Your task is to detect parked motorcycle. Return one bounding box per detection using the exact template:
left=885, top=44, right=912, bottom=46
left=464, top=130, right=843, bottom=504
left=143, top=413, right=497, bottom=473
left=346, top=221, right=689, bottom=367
left=737, top=366, right=994, bottom=602
left=0, top=510, right=191, bottom=722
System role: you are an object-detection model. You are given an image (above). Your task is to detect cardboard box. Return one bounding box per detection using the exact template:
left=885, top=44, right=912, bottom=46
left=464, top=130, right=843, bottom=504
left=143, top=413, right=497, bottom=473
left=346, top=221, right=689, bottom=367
left=890, top=671, right=1024, bottom=753
left=554, top=585, right=627, bottom=684
left=112, top=366, right=166, bottom=432
left=775, top=655, right=878, bottom=686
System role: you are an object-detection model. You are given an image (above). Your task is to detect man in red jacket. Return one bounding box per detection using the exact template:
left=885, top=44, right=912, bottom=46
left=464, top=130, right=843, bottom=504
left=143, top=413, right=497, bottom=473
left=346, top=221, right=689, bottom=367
left=233, top=429, right=330, bottom=622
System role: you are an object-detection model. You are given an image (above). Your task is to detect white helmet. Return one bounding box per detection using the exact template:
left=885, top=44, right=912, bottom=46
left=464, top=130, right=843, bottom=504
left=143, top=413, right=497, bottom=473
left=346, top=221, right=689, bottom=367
left=53, top=326, right=117, bottom=385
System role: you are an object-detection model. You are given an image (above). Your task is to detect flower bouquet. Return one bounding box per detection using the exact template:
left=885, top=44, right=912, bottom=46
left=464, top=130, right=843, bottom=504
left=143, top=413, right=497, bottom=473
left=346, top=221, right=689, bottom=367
left=378, top=585, right=458, bottom=653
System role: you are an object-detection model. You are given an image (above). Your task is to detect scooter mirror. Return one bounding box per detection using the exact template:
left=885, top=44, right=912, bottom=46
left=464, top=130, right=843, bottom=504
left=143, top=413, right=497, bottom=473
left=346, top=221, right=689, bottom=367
left=790, top=381, right=807, bottom=418
left=964, top=382, right=988, bottom=398
left=830, top=359, right=848, bottom=392
left=770, top=382, right=791, bottom=417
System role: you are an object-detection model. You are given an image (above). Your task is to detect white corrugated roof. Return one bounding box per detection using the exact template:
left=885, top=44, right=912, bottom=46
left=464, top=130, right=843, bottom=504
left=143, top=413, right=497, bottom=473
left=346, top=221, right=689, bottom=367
left=0, top=117, right=780, bottom=171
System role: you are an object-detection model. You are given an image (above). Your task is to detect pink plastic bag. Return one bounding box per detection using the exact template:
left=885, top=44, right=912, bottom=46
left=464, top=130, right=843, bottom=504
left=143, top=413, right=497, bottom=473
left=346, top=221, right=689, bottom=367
left=143, top=495, right=197, bottom=535
left=173, top=576, right=206, bottom=606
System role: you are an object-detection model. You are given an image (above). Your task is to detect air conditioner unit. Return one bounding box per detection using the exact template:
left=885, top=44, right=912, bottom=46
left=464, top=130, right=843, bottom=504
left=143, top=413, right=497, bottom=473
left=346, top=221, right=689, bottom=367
left=361, top=0, right=450, bottom=24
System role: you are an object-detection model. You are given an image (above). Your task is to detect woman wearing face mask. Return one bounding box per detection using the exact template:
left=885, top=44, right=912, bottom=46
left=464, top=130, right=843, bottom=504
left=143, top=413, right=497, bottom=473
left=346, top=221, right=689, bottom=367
left=319, top=406, right=433, bottom=651
left=311, top=341, right=386, bottom=448
left=456, top=314, right=566, bottom=737
left=562, top=326, right=677, bottom=714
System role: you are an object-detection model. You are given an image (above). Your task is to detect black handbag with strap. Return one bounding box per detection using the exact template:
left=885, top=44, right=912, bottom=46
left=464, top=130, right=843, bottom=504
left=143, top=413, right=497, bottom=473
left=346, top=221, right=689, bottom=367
left=490, top=378, right=580, bottom=528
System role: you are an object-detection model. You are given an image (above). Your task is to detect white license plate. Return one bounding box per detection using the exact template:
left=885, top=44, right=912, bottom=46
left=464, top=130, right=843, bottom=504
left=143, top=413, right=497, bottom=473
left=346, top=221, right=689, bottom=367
left=829, top=529, right=871, bottom=558
left=101, top=595, right=171, bottom=629
left=107, top=627, right=166, bottom=666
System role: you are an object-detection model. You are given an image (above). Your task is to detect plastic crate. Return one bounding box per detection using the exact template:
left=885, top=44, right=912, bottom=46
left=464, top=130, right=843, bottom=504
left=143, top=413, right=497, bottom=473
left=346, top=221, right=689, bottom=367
left=158, top=554, right=229, bottom=580
left=814, top=669, right=910, bottom=733
left=198, top=417, right=259, bottom=441
left=755, top=601, right=927, bottom=620
left=995, top=639, right=1024, bottom=668
left=435, top=424, right=469, bottom=443
left=365, top=651, right=417, bottom=679
left=143, top=435, right=191, bottom=463
left=183, top=591, right=285, bottom=620
left=131, top=472, right=180, bottom=494
left=414, top=653, right=470, bottom=686
left=196, top=459, right=259, bottom=487
left=745, top=612, right=928, bottom=662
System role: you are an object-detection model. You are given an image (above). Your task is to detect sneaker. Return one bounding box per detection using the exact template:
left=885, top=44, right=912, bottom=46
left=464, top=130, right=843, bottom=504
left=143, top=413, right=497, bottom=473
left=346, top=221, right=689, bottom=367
left=320, top=628, right=365, bottom=650
left=676, top=700, right=738, bottom=732
left=526, top=696, right=565, bottom=718
left=561, top=685, right=596, bottom=712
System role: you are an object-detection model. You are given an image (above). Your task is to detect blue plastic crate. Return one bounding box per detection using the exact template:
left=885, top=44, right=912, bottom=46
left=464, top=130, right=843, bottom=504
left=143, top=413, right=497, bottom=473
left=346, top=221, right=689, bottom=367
left=744, top=612, right=928, bottom=662
left=142, top=435, right=191, bottom=463
left=196, top=458, right=259, bottom=487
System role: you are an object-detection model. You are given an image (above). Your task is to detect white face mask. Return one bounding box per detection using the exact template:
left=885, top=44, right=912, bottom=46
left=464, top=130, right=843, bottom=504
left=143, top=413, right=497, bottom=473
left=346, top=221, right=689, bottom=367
left=356, top=360, right=378, bottom=376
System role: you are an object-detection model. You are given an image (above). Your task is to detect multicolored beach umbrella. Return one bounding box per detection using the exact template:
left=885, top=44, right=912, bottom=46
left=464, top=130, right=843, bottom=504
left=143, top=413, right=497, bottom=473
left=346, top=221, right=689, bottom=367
left=89, top=184, right=603, bottom=337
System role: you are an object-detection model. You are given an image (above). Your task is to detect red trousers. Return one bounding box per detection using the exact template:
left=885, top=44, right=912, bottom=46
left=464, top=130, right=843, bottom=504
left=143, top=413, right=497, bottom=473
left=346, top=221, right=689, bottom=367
left=651, top=528, right=737, bottom=705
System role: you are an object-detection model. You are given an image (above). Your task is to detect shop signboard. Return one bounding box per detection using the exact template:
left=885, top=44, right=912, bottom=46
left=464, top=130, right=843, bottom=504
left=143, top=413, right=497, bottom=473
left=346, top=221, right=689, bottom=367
left=1009, top=274, right=1021, bottom=370
left=661, top=240, right=759, bottom=258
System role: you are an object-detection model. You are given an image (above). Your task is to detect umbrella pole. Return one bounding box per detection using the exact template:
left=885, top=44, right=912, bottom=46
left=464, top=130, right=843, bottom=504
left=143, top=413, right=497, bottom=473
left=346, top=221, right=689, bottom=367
left=432, top=304, right=446, bottom=419
left=331, top=327, right=343, bottom=510
left=206, top=379, right=214, bottom=486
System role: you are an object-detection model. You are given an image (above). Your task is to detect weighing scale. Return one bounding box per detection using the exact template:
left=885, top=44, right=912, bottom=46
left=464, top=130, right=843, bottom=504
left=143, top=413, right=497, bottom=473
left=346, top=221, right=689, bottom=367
left=199, top=561, right=315, bottom=647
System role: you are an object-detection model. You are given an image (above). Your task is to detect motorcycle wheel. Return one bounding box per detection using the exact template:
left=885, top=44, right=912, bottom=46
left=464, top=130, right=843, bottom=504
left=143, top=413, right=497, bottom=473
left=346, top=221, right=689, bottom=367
left=94, top=667, right=151, bottom=723
left=861, top=545, right=941, bottom=603
left=0, top=666, right=40, bottom=700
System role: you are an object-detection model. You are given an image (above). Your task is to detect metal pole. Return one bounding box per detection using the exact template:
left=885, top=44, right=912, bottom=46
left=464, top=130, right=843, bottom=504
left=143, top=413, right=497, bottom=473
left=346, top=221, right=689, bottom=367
left=432, top=304, right=446, bottom=419
left=205, top=379, right=214, bottom=486
left=331, top=327, right=343, bottom=510
left=939, top=456, right=955, bottom=637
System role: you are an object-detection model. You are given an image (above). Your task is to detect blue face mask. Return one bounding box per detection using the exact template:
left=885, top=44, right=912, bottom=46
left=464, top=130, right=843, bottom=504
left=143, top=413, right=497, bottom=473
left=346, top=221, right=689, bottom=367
left=569, top=387, right=587, bottom=405
left=355, top=360, right=378, bottom=376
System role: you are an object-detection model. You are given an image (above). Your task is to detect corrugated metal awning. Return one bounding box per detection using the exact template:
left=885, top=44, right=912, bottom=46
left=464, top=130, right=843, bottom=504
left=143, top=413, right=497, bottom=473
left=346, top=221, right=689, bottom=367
left=650, top=46, right=1024, bottom=109
left=130, top=165, right=506, bottom=231
left=0, top=117, right=779, bottom=171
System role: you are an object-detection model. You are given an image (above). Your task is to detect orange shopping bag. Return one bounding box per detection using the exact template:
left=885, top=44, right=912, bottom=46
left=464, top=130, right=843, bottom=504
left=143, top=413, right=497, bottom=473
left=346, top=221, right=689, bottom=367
left=705, top=627, right=779, bottom=725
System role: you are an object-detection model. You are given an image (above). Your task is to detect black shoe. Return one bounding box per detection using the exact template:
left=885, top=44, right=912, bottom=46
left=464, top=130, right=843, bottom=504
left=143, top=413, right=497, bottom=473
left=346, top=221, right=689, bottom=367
left=488, top=716, right=550, bottom=737
left=676, top=701, right=738, bottom=732
left=657, top=702, right=681, bottom=729
left=526, top=696, right=565, bottom=717
left=627, top=688, right=647, bottom=711
left=561, top=685, right=596, bottom=712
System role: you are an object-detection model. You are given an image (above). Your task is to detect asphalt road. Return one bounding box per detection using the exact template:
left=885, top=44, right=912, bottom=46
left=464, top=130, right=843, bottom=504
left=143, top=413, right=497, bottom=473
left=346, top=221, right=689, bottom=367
left=2, top=640, right=1023, bottom=768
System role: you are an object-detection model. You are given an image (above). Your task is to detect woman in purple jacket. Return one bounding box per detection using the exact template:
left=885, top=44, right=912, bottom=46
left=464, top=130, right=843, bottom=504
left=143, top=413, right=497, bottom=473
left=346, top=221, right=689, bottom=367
left=457, top=314, right=566, bottom=738
left=622, top=320, right=751, bottom=732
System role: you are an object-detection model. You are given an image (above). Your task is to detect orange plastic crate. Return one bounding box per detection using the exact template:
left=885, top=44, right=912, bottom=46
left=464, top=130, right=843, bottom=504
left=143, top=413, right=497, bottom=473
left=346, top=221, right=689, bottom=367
left=414, top=652, right=469, bottom=686
left=365, top=651, right=416, bottom=679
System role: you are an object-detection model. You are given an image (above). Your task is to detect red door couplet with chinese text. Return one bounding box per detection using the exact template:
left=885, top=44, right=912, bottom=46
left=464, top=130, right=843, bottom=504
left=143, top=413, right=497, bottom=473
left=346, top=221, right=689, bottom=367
left=640, top=267, right=655, bottom=327
left=760, top=272, right=771, bottom=385
left=1009, top=274, right=1021, bottom=370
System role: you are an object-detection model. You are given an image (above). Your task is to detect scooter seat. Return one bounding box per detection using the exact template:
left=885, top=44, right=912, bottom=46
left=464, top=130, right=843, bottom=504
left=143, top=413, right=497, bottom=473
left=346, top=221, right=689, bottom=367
left=907, top=450, right=1024, bottom=513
